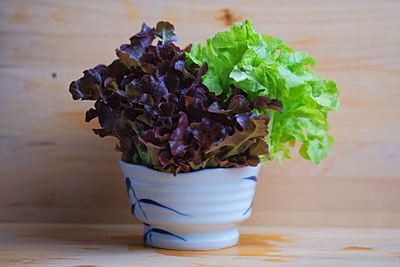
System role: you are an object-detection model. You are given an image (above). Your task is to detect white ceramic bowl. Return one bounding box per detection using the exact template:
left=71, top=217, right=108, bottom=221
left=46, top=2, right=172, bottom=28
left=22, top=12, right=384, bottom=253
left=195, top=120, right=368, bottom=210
left=120, top=161, right=261, bottom=250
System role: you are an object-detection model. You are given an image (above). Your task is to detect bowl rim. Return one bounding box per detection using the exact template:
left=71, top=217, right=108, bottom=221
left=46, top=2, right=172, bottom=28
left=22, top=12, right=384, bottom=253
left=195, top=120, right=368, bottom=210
left=119, top=160, right=262, bottom=179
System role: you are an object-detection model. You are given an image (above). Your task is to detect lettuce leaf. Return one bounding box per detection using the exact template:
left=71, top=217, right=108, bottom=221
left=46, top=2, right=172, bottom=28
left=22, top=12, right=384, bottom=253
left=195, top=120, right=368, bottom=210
left=187, top=20, right=340, bottom=163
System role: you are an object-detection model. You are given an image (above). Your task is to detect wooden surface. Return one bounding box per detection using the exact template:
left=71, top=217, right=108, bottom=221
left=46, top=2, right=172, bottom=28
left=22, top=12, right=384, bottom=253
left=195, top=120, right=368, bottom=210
left=0, top=223, right=399, bottom=267
left=1, top=0, right=400, bottom=227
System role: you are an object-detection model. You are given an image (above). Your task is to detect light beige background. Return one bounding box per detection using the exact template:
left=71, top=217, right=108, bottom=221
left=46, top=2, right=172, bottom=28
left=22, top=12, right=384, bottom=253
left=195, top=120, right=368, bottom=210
left=0, top=0, right=399, bottom=227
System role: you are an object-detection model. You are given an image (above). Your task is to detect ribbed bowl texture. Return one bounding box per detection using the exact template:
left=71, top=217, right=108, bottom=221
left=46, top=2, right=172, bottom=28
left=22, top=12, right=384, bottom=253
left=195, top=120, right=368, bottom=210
left=120, top=161, right=261, bottom=250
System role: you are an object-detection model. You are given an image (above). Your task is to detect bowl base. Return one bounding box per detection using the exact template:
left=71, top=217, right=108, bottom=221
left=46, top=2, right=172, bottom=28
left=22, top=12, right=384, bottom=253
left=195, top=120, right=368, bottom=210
left=143, top=224, right=239, bottom=250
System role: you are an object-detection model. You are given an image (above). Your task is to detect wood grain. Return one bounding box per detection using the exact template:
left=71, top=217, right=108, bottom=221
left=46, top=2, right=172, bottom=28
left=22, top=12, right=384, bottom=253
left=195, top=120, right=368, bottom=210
left=0, top=0, right=400, bottom=227
left=0, top=223, right=399, bottom=266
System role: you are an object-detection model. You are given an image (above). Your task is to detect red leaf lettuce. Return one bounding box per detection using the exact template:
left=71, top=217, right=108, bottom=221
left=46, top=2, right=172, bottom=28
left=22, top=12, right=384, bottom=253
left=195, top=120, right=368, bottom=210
left=69, top=22, right=282, bottom=174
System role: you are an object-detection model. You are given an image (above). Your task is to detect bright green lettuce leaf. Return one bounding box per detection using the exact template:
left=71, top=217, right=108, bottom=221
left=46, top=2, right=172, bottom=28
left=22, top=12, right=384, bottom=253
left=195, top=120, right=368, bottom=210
left=187, top=19, right=340, bottom=164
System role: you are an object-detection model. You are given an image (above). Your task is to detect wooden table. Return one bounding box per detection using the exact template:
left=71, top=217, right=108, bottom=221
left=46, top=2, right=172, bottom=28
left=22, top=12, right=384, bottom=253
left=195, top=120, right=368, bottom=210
left=1, top=224, right=399, bottom=266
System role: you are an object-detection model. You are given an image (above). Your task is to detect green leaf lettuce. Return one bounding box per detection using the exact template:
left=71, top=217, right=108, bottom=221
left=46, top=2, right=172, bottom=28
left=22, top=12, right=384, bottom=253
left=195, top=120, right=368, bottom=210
left=187, top=20, right=340, bottom=163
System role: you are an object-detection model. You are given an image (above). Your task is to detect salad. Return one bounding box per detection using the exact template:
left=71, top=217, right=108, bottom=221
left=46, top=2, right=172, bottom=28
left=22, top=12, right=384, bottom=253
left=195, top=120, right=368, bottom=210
left=69, top=20, right=339, bottom=174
